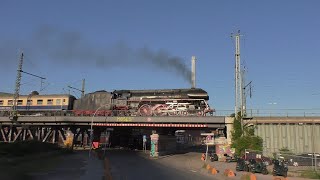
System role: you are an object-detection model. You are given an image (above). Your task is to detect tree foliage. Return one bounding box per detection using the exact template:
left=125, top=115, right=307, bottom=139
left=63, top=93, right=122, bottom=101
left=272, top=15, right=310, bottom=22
left=231, top=118, right=242, bottom=142
left=231, top=114, right=263, bottom=156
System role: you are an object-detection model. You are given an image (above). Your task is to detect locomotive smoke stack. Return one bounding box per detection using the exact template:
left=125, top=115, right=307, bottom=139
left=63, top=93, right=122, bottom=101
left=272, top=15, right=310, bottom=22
left=191, top=56, right=196, bottom=89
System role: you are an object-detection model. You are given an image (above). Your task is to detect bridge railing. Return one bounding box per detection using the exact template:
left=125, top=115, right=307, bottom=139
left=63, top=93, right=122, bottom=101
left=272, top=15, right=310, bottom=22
left=213, top=109, right=320, bottom=117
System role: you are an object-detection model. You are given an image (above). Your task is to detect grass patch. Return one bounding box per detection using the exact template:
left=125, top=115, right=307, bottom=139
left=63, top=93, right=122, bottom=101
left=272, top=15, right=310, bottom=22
left=300, top=170, right=320, bottom=179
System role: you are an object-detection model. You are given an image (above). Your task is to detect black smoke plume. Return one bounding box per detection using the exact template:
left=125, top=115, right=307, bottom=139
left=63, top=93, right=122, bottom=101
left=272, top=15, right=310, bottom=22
left=0, top=25, right=191, bottom=84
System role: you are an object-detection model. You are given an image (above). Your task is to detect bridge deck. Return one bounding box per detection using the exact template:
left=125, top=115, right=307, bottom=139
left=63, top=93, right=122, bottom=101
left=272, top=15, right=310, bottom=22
left=0, top=116, right=225, bottom=128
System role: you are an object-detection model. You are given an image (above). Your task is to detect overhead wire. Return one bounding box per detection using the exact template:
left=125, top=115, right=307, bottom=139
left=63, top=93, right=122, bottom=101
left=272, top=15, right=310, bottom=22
left=20, top=53, right=47, bottom=93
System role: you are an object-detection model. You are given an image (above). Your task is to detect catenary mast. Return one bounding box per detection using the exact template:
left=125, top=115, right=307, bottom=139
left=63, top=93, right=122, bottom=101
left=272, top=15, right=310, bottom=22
left=12, top=52, right=24, bottom=118
left=232, top=30, right=242, bottom=118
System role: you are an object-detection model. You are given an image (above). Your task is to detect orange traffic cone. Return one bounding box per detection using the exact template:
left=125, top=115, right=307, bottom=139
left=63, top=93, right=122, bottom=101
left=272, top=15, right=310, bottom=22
left=211, top=168, right=218, bottom=175
left=224, top=169, right=236, bottom=177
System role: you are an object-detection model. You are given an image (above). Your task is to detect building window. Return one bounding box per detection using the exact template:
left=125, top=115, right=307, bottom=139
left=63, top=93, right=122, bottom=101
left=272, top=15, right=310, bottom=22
left=37, top=99, right=43, bottom=105
left=0, top=100, right=3, bottom=105
left=27, top=100, right=33, bottom=106
left=63, top=99, right=66, bottom=103
left=47, top=99, right=53, bottom=105
left=17, top=100, right=23, bottom=105
left=8, top=100, right=13, bottom=105
left=56, top=99, right=61, bottom=105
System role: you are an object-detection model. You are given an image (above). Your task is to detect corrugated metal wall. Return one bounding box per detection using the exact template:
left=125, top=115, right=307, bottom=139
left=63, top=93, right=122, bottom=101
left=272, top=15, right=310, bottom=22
left=255, top=124, right=320, bottom=154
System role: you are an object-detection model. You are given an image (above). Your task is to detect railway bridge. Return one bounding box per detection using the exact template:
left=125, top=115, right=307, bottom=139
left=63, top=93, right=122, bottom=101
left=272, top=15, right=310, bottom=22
left=1, top=115, right=319, bottom=155
left=0, top=116, right=225, bottom=148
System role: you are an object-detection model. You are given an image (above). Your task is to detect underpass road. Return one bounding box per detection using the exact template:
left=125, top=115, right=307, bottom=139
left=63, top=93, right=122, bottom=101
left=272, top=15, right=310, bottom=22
left=107, top=150, right=316, bottom=180
left=106, top=150, right=216, bottom=180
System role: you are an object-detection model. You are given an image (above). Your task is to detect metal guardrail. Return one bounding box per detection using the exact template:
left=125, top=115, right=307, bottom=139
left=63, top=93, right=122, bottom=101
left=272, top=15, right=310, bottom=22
left=213, top=109, right=320, bottom=117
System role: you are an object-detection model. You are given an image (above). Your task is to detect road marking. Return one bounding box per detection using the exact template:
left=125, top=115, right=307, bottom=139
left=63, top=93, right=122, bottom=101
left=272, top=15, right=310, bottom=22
left=190, top=170, right=197, bottom=173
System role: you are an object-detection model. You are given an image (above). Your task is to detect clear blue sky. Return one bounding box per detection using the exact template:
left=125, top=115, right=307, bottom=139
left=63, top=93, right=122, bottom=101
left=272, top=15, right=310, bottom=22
left=1, top=0, right=320, bottom=111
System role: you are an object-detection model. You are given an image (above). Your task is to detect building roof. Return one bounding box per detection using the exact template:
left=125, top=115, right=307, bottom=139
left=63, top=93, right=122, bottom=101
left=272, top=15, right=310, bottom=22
left=0, top=93, right=75, bottom=99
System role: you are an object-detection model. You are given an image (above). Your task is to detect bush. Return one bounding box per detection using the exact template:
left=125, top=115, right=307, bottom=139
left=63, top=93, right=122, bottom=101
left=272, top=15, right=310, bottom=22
left=231, top=115, right=263, bottom=156
left=232, top=135, right=263, bottom=156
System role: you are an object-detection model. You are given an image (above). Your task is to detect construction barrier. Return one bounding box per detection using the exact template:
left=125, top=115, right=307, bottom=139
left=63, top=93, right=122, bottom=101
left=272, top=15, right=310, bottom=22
left=200, top=154, right=220, bottom=177
left=92, top=141, right=99, bottom=149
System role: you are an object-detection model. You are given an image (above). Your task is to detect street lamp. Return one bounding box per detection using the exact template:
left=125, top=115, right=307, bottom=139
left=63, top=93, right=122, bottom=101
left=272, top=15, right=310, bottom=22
left=88, top=104, right=108, bottom=158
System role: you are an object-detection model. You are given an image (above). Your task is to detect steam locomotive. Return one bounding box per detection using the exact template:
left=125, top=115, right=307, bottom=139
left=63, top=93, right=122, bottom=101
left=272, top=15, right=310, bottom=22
left=0, top=88, right=215, bottom=117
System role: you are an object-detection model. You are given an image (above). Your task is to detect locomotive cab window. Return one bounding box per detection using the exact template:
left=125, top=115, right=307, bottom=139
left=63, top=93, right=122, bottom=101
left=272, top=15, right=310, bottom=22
left=56, top=99, right=61, bottom=105
left=47, top=99, right=53, bottom=105
left=17, top=100, right=23, bottom=105
left=37, top=99, right=43, bottom=105
left=0, top=100, right=3, bottom=105
left=8, top=100, right=13, bottom=105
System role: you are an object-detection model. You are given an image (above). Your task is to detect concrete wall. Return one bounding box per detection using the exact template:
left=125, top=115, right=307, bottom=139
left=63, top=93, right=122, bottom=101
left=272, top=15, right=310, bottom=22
left=225, top=117, right=233, bottom=145
left=255, top=123, right=320, bottom=154
left=225, top=116, right=320, bottom=154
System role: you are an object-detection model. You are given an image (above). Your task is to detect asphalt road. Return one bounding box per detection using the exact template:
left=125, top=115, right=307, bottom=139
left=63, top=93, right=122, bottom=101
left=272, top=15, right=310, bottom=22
left=106, top=150, right=216, bottom=180
left=4, top=150, right=313, bottom=180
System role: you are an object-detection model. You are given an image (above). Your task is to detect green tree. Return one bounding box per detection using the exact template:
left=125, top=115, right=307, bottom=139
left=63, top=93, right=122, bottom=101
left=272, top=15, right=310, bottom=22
left=231, top=114, right=263, bottom=156
left=231, top=118, right=242, bottom=142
